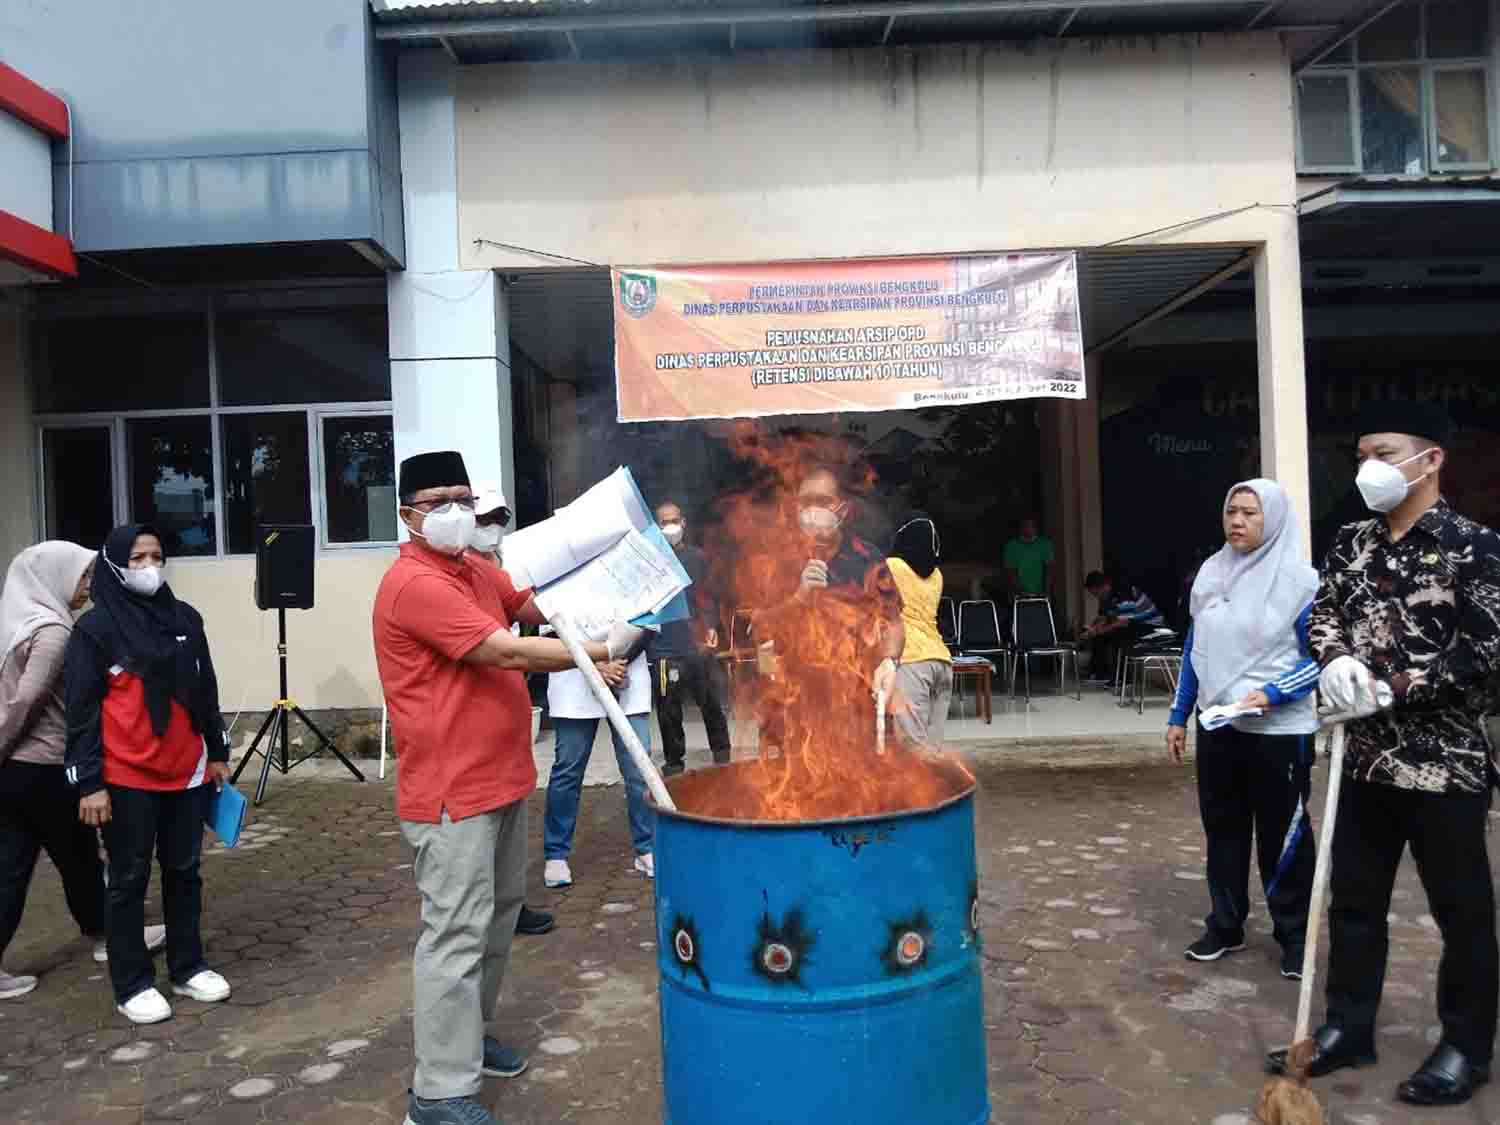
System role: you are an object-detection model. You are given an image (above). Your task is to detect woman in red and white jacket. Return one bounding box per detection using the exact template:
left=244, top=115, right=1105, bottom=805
left=64, top=525, right=233, bottom=1025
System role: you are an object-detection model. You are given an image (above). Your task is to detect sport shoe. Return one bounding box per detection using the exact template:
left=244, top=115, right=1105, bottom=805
left=0, top=971, right=38, bottom=1000
left=1184, top=931, right=1246, bottom=962
left=515, top=905, right=555, bottom=936
left=633, top=852, right=655, bottom=879
left=404, top=1090, right=496, bottom=1125
left=117, top=986, right=172, bottom=1024
left=544, top=859, right=573, bottom=888
left=94, top=924, right=168, bottom=963
left=481, top=1036, right=529, bottom=1078
left=171, top=969, right=231, bottom=1003
left=1281, top=948, right=1306, bottom=981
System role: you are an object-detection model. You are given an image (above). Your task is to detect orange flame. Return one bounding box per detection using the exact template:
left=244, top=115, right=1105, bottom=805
left=673, top=425, right=973, bottom=823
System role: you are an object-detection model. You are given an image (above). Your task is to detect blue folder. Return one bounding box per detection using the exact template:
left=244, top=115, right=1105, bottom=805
left=206, top=784, right=247, bottom=847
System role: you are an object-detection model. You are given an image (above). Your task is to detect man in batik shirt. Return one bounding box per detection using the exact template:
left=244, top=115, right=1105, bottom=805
left=1269, top=402, right=1500, bottom=1108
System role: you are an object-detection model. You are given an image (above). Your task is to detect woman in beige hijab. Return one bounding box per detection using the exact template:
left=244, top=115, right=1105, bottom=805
left=0, top=541, right=160, bottom=999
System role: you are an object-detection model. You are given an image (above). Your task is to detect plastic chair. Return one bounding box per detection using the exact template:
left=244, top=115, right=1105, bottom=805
left=379, top=703, right=388, bottom=780
left=937, top=597, right=959, bottom=647
left=1011, top=597, right=1081, bottom=702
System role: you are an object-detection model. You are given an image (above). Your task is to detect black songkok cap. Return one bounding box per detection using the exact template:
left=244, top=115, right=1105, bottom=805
left=1355, top=400, right=1454, bottom=446
left=399, top=451, right=470, bottom=498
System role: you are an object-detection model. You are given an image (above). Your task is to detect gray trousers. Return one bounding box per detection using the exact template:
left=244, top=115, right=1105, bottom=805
left=401, top=799, right=527, bottom=1100
left=894, top=660, right=953, bottom=749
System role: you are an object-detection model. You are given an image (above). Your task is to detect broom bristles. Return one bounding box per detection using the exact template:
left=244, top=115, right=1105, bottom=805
left=1254, top=1075, right=1324, bottom=1125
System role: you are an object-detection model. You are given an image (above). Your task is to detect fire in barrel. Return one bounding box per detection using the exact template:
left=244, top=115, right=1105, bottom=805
left=651, top=430, right=990, bottom=1125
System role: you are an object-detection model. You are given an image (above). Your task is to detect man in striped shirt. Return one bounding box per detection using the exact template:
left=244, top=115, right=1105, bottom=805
left=1081, top=572, right=1165, bottom=685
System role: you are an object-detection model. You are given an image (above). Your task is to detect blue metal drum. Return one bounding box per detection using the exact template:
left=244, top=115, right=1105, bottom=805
left=653, top=760, right=989, bottom=1125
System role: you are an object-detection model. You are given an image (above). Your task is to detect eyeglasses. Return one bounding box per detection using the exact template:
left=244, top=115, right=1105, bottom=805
left=408, top=497, right=476, bottom=514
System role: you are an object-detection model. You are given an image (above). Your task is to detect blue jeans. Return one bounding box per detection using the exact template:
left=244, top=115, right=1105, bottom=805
left=544, top=715, right=655, bottom=860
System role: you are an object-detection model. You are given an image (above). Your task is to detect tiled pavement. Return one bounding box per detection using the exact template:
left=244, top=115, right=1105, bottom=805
left=0, top=744, right=1493, bottom=1124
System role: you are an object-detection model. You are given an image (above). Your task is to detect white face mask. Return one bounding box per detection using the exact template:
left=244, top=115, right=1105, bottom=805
left=1356, top=450, right=1434, bottom=514
left=798, top=506, right=843, bottom=537
left=661, top=521, right=685, bottom=546
left=108, top=557, right=164, bottom=598
left=470, top=524, right=503, bottom=553
left=404, top=504, right=476, bottom=556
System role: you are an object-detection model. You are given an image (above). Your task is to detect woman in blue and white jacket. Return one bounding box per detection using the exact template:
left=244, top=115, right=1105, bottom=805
left=1166, top=478, right=1320, bottom=980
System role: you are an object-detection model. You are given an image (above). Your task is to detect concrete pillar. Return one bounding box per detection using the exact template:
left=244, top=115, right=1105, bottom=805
left=388, top=50, right=514, bottom=517
left=1253, top=218, right=1312, bottom=553
left=1074, top=358, right=1104, bottom=629
left=0, top=300, right=37, bottom=564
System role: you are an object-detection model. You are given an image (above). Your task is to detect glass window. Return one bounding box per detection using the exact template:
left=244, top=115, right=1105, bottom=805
left=1361, top=69, right=1425, bottom=173
left=217, top=309, right=391, bottom=406
left=42, top=426, right=115, bottom=549
left=221, top=413, right=312, bottom=555
left=322, top=415, right=397, bottom=544
left=126, top=417, right=216, bottom=558
left=1427, top=0, right=1488, bottom=58
left=35, top=316, right=209, bottom=413
left=1358, top=4, right=1421, bottom=62
left=1297, top=74, right=1356, bottom=167
left=1433, top=68, right=1491, bottom=165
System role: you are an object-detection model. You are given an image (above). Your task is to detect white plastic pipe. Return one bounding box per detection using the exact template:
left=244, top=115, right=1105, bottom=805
left=550, top=611, right=677, bottom=812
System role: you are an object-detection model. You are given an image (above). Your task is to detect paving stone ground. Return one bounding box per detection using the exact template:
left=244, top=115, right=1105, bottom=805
left=0, top=744, right=1493, bottom=1124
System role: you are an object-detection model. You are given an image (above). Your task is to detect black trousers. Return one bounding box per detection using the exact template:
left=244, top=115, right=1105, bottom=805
left=100, top=784, right=211, bottom=1004
left=0, top=759, right=106, bottom=957
left=1325, top=779, right=1498, bottom=1063
left=1195, top=724, right=1316, bottom=949
left=652, top=655, right=731, bottom=768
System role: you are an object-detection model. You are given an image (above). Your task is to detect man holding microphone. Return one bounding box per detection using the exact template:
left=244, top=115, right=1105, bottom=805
left=374, top=451, right=635, bottom=1125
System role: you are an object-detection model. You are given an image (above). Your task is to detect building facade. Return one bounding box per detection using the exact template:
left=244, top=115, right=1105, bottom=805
left=3, top=0, right=1491, bottom=711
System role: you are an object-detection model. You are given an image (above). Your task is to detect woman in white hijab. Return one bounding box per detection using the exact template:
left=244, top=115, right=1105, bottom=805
left=1166, top=480, right=1321, bottom=982
left=0, top=542, right=103, bottom=999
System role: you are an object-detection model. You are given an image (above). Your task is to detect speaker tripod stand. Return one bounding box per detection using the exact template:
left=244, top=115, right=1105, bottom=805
left=231, top=608, right=365, bottom=806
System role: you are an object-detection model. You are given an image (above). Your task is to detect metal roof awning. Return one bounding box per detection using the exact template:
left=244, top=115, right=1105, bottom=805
left=1299, top=177, right=1500, bottom=259
left=371, top=0, right=1377, bottom=66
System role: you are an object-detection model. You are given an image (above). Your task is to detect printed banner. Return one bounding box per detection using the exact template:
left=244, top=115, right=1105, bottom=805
left=613, top=254, right=1084, bottom=422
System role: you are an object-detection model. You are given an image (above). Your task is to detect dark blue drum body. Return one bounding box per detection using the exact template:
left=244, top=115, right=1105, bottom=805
left=653, top=764, right=989, bottom=1125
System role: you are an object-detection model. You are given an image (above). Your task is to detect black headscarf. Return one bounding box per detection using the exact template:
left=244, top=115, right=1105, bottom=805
left=890, top=513, right=940, bottom=579
left=76, top=524, right=212, bottom=737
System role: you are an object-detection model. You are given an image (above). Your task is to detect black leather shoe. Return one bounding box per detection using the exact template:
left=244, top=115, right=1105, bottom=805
left=661, top=761, right=686, bottom=778
left=515, top=905, right=555, bottom=936
left=1397, top=1044, right=1490, bottom=1106
left=1266, top=1025, right=1377, bottom=1077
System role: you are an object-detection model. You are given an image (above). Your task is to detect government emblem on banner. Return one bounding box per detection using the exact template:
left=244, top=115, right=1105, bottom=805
left=618, top=272, right=658, bottom=319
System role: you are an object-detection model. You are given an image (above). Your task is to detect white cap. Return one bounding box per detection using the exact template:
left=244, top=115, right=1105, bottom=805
left=474, top=482, right=509, bottom=516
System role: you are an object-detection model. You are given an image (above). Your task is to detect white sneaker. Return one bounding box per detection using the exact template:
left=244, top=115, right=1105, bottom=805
left=544, top=859, right=573, bottom=888
left=0, top=971, right=37, bottom=1000
left=94, top=924, right=168, bottom=963
left=633, top=853, right=655, bottom=879
left=172, top=969, right=231, bottom=1003
left=117, top=987, right=172, bottom=1024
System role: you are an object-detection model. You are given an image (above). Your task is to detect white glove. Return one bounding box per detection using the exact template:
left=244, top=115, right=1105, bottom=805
left=1349, top=676, right=1394, bottom=719
left=1319, top=655, right=1393, bottom=718
left=605, top=621, right=646, bottom=662
left=1319, top=655, right=1370, bottom=714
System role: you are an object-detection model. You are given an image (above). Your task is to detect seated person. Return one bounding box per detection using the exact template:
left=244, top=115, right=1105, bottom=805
left=1080, top=571, right=1165, bottom=685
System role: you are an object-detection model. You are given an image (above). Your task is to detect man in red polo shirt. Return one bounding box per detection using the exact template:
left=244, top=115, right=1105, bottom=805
left=374, top=451, right=628, bottom=1125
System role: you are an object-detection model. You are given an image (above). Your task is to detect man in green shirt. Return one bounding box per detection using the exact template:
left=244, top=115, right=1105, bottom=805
left=1003, top=516, right=1054, bottom=598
